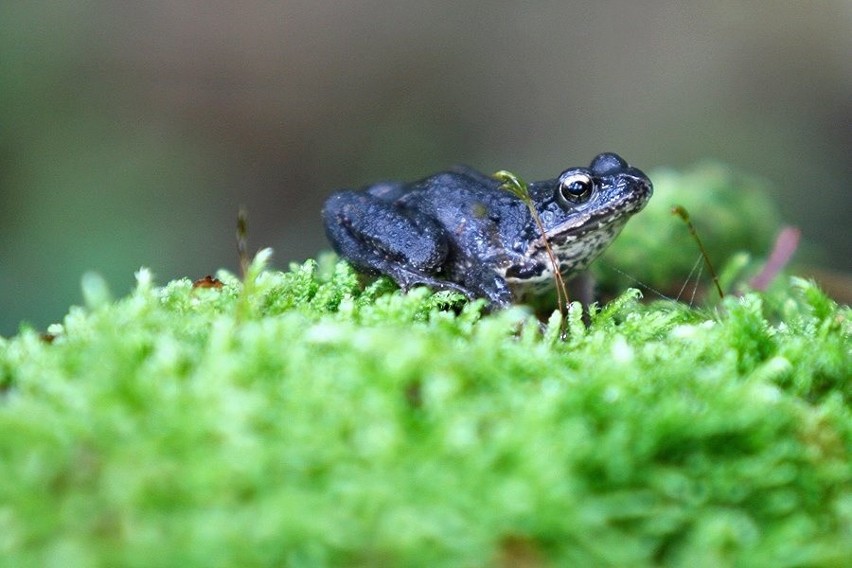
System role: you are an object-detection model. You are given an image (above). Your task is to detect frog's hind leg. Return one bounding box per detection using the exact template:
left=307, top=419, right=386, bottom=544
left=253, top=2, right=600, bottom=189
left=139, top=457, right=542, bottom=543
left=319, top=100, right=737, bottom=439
left=322, top=190, right=470, bottom=295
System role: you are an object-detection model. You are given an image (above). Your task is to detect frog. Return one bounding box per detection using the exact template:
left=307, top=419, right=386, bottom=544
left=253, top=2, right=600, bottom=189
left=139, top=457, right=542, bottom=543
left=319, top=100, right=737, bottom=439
left=322, top=152, right=652, bottom=308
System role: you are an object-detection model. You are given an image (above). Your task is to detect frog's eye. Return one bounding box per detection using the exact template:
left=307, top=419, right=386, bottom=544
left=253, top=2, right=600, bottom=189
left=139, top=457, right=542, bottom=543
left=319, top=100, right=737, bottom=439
left=558, top=173, right=594, bottom=205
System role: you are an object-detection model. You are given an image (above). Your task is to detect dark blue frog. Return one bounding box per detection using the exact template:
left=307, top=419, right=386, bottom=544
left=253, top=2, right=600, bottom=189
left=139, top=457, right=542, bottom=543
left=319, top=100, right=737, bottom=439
left=323, top=152, right=652, bottom=307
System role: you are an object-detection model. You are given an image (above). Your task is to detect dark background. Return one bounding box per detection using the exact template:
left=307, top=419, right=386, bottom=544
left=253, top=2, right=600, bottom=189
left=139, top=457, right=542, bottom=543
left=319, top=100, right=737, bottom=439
left=1, top=2, right=850, bottom=335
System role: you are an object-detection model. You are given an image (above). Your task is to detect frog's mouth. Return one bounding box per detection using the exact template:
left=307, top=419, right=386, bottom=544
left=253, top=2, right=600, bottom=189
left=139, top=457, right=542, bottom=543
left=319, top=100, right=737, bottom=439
left=545, top=207, right=630, bottom=245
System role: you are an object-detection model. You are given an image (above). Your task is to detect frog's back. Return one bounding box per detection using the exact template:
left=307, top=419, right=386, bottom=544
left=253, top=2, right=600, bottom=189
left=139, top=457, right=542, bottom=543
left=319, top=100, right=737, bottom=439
left=407, top=170, right=496, bottom=200
left=411, top=170, right=526, bottom=228
left=363, top=170, right=492, bottom=203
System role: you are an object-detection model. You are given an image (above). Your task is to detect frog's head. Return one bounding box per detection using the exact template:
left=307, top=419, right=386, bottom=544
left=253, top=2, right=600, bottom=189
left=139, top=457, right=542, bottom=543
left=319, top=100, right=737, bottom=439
left=526, top=152, right=653, bottom=276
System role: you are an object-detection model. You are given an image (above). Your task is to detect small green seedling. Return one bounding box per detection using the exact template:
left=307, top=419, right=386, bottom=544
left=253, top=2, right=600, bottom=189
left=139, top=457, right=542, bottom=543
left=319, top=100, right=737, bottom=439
left=672, top=205, right=724, bottom=299
left=493, top=170, right=570, bottom=317
left=237, top=206, right=250, bottom=280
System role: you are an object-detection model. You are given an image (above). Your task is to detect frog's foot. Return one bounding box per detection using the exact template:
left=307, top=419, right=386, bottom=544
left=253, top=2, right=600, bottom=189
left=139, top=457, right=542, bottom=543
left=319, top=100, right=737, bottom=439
left=389, top=259, right=515, bottom=309
left=388, top=266, right=476, bottom=298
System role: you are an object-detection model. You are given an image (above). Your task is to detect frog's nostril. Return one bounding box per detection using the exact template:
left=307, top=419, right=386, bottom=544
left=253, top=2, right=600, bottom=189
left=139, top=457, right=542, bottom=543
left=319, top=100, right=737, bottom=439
left=623, top=167, right=652, bottom=191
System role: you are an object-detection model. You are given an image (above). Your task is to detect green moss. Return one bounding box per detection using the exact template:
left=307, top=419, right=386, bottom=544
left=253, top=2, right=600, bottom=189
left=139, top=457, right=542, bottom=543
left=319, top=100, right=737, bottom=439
left=597, top=162, right=782, bottom=296
left=0, top=245, right=849, bottom=566
left=0, top=161, right=847, bottom=566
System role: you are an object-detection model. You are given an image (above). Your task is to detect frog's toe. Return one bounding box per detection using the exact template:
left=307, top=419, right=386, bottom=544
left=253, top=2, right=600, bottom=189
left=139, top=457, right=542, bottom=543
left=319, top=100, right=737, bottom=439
left=389, top=268, right=472, bottom=297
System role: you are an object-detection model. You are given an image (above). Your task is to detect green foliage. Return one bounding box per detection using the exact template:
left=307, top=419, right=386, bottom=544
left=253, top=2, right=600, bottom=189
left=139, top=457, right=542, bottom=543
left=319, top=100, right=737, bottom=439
left=0, top=254, right=849, bottom=567
left=597, top=163, right=782, bottom=296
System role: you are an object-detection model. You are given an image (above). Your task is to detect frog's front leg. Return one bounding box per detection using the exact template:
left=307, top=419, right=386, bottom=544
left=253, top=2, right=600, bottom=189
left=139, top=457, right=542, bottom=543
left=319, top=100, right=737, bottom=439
left=322, top=190, right=472, bottom=295
left=461, top=266, right=515, bottom=309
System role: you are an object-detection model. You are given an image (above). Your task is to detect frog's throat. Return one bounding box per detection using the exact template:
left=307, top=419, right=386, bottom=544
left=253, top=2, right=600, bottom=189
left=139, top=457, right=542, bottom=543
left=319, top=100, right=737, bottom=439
left=520, top=210, right=633, bottom=282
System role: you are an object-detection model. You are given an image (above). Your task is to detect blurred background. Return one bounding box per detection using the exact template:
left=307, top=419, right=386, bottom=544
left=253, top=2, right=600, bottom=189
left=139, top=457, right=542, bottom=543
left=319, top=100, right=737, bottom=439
left=1, top=1, right=850, bottom=335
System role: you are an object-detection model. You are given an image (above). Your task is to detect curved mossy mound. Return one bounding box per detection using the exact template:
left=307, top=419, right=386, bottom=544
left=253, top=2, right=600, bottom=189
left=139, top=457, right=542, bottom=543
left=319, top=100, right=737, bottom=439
left=0, top=249, right=848, bottom=567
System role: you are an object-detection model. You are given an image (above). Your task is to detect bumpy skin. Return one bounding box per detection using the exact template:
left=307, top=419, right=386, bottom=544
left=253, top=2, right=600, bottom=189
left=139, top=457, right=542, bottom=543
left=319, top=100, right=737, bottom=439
left=322, top=152, right=652, bottom=307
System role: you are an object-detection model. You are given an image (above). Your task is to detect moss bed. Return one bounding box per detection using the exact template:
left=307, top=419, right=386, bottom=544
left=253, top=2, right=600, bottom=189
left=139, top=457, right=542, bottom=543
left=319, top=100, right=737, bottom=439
left=0, top=166, right=849, bottom=567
